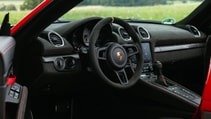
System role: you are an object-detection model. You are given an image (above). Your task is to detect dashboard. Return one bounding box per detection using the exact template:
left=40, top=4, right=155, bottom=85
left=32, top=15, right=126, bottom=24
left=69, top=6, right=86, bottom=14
left=39, top=17, right=206, bottom=70
left=28, top=17, right=207, bottom=92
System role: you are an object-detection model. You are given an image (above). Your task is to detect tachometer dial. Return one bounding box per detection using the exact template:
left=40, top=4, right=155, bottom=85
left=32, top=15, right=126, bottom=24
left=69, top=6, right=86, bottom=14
left=83, top=27, right=91, bottom=46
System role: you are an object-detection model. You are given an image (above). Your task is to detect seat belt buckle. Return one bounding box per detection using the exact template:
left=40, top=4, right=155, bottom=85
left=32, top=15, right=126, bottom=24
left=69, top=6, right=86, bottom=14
left=6, top=74, right=16, bottom=86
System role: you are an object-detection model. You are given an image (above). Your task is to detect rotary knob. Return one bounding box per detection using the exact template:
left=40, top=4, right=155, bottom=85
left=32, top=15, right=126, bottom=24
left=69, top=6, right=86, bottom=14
left=54, top=57, right=65, bottom=71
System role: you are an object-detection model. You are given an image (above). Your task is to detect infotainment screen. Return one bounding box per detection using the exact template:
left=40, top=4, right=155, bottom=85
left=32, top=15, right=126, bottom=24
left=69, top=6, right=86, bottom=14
left=141, top=42, right=153, bottom=64
left=128, top=42, right=153, bottom=73
left=141, top=42, right=153, bottom=73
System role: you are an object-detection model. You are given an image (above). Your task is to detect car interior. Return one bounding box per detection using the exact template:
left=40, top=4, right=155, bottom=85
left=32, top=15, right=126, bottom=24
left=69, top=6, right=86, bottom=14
left=1, top=0, right=211, bottom=119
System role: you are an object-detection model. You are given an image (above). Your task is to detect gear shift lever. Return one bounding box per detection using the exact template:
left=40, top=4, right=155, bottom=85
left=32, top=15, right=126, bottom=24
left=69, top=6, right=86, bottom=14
left=153, top=60, right=168, bottom=86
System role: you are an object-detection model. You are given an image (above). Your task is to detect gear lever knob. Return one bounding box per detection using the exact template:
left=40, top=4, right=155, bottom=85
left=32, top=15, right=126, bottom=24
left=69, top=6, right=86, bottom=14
left=154, top=60, right=162, bottom=74
left=153, top=60, right=168, bottom=86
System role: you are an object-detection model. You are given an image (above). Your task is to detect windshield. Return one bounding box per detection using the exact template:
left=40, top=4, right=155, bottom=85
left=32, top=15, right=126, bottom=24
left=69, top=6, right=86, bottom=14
left=0, top=0, right=203, bottom=24
left=61, top=0, right=203, bottom=23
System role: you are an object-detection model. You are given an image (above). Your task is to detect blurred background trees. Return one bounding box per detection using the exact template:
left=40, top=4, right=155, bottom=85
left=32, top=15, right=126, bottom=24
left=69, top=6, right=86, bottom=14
left=0, top=4, right=17, bottom=11
left=80, top=0, right=203, bottom=6
left=20, top=0, right=42, bottom=10
left=19, top=0, right=203, bottom=10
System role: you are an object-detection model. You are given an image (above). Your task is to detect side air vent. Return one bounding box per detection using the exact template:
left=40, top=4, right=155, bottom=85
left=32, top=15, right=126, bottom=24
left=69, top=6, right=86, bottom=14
left=137, top=26, right=150, bottom=39
left=118, top=27, right=131, bottom=41
left=48, top=31, right=64, bottom=47
left=186, top=25, right=201, bottom=37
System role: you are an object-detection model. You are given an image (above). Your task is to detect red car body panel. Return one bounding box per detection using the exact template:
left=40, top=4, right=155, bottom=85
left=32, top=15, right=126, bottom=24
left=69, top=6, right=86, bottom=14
left=11, top=0, right=52, bottom=35
left=200, top=59, right=211, bottom=118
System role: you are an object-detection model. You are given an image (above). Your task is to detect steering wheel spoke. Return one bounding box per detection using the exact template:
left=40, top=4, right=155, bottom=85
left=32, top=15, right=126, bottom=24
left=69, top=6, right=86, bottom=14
left=96, top=47, right=107, bottom=60
left=122, top=44, right=139, bottom=57
left=114, top=69, right=129, bottom=85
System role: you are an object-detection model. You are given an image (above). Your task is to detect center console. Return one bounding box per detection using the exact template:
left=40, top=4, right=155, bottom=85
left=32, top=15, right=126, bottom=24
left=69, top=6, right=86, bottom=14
left=139, top=42, right=201, bottom=107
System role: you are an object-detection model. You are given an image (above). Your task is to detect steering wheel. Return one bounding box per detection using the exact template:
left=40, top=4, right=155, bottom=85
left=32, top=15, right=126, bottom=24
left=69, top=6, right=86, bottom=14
left=89, top=17, right=143, bottom=89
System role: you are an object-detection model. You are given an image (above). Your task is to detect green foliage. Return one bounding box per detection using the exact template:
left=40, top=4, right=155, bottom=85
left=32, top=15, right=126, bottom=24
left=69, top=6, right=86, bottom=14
left=62, top=3, right=199, bottom=22
left=0, top=4, right=17, bottom=11
left=20, top=0, right=42, bottom=10
left=0, top=11, right=29, bottom=25
left=0, top=4, right=6, bottom=11
left=79, top=0, right=202, bottom=6
left=18, top=0, right=203, bottom=10
left=5, top=4, right=17, bottom=11
left=1, top=0, right=23, bottom=2
left=0, top=2, right=200, bottom=25
left=80, top=0, right=166, bottom=6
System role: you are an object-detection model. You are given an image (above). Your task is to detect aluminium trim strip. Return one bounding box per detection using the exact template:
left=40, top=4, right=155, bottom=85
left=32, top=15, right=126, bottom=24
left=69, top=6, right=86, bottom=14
left=42, top=54, right=79, bottom=63
left=154, top=43, right=205, bottom=53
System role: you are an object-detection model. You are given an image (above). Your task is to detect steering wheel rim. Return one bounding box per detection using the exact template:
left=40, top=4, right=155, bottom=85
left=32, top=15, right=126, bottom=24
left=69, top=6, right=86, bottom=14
left=89, top=17, right=143, bottom=89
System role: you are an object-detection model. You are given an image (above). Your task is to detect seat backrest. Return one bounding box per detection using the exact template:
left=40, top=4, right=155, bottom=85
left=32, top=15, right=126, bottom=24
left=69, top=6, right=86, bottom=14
left=0, top=36, right=16, bottom=119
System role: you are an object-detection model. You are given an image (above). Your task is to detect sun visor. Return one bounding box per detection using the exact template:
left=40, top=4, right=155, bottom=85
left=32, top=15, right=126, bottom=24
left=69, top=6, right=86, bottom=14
left=0, top=36, right=15, bottom=85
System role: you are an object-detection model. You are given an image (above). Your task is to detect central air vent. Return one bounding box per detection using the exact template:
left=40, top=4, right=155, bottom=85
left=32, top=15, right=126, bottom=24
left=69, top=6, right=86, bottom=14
left=186, top=25, right=201, bottom=37
left=118, top=27, right=131, bottom=41
left=48, top=31, right=64, bottom=47
left=137, top=26, right=150, bottom=39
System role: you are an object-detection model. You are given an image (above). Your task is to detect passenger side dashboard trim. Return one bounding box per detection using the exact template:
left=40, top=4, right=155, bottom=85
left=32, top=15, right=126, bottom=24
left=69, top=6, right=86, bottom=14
left=154, top=43, right=205, bottom=53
